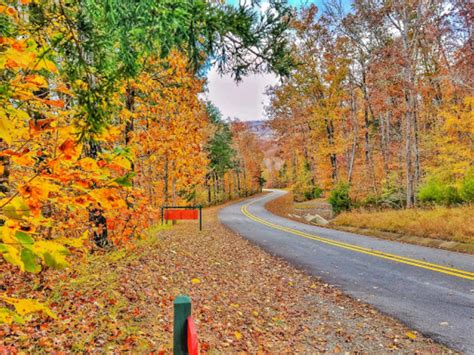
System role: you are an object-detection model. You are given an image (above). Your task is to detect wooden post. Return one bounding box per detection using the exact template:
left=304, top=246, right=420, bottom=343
left=173, top=295, right=191, bottom=355
left=198, top=206, right=202, bottom=231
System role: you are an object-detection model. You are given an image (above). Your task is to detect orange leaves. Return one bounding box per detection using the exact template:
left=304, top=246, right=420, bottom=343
left=89, top=188, right=126, bottom=210
left=18, top=178, right=61, bottom=208
left=29, top=118, right=55, bottom=132
left=41, top=99, right=65, bottom=108
left=59, top=139, right=76, bottom=159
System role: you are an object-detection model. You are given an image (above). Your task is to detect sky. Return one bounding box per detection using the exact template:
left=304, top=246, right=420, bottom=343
left=206, top=0, right=351, bottom=121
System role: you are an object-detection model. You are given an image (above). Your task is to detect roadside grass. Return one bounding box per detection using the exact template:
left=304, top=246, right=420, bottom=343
left=332, top=206, right=474, bottom=244
left=265, top=191, right=474, bottom=252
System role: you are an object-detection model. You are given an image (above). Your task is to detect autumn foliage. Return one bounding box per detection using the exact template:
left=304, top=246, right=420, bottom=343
left=267, top=2, right=473, bottom=209
left=0, top=1, right=266, bottom=323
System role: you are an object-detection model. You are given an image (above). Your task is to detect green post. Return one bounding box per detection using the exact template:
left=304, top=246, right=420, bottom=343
left=173, top=295, right=191, bottom=355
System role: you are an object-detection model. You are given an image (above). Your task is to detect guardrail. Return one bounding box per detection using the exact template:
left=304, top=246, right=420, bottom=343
left=174, top=295, right=198, bottom=355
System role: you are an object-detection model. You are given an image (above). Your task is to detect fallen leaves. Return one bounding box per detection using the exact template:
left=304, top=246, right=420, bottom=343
left=0, top=205, right=451, bottom=352
left=0, top=296, right=56, bottom=322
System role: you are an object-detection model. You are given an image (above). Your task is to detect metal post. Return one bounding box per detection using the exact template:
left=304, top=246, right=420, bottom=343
left=173, top=295, right=191, bottom=355
left=161, top=207, right=164, bottom=226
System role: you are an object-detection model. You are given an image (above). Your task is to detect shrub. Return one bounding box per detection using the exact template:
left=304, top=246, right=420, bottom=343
left=292, top=160, right=322, bottom=202
left=329, top=183, right=351, bottom=214
left=304, top=186, right=323, bottom=200
left=460, top=169, right=474, bottom=202
left=360, top=173, right=405, bottom=209
left=418, top=178, right=462, bottom=206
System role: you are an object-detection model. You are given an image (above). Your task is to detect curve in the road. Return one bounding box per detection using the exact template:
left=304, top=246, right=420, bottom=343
left=219, top=190, right=474, bottom=353
left=241, top=202, right=474, bottom=280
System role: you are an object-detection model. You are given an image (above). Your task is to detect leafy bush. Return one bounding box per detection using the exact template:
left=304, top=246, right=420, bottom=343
left=460, top=169, right=474, bottom=202
left=292, top=160, right=322, bottom=202
left=362, top=174, right=405, bottom=209
left=418, top=178, right=462, bottom=206
left=304, top=186, right=323, bottom=200
left=329, top=183, right=351, bottom=214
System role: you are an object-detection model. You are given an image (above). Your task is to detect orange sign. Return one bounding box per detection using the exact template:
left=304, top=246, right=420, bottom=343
left=164, top=209, right=198, bottom=220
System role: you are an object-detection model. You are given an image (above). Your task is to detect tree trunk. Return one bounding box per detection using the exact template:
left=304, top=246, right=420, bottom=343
left=347, top=87, right=358, bottom=183
left=324, top=117, right=338, bottom=182
left=163, top=155, right=169, bottom=204
left=85, top=140, right=109, bottom=247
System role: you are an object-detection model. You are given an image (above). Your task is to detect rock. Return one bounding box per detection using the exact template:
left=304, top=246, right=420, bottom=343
left=304, top=213, right=329, bottom=225
left=288, top=214, right=302, bottom=219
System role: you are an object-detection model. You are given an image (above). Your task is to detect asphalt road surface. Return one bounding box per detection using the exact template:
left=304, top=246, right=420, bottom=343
left=219, top=189, right=474, bottom=353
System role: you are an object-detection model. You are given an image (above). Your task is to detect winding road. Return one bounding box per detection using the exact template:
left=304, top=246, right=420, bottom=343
left=219, top=189, right=474, bottom=353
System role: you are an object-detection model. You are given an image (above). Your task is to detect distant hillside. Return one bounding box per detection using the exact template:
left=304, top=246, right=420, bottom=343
left=244, top=120, right=275, bottom=140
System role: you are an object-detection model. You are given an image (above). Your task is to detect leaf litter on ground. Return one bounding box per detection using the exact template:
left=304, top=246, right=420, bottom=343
left=0, top=204, right=452, bottom=352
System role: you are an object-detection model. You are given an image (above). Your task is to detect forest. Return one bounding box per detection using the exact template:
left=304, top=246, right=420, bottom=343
left=0, top=0, right=290, bottom=324
left=266, top=0, right=473, bottom=212
left=0, top=0, right=473, bottom=350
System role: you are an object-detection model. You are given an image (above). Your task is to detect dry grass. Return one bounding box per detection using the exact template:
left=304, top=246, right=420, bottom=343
left=332, top=206, right=474, bottom=244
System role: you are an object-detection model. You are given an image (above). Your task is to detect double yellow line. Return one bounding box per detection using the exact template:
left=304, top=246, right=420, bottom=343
left=241, top=202, right=474, bottom=281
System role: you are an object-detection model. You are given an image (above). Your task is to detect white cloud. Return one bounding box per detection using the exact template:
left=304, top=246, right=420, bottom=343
left=205, top=65, right=278, bottom=121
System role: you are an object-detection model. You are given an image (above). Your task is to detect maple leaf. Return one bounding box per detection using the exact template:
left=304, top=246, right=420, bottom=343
left=32, top=241, right=70, bottom=269
left=0, top=296, right=57, bottom=319
left=0, top=115, right=14, bottom=144
left=59, top=139, right=76, bottom=159
left=0, top=308, right=25, bottom=325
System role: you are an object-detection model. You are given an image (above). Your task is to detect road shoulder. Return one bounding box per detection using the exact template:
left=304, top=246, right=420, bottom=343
left=266, top=190, right=474, bottom=254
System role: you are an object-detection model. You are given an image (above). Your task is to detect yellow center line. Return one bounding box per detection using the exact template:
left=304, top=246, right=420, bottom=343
left=240, top=201, right=474, bottom=281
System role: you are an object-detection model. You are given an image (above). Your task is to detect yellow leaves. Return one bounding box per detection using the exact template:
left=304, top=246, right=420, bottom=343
left=0, top=307, right=24, bottom=324
left=32, top=241, right=70, bottom=269
left=1, top=196, right=30, bottom=220
left=54, top=231, right=88, bottom=249
left=3, top=47, right=36, bottom=70
left=23, top=74, right=49, bottom=91
left=0, top=243, right=23, bottom=269
left=0, top=105, right=30, bottom=144
left=191, top=278, right=201, bottom=284
left=0, top=5, right=18, bottom=19
left=0, top=296, right=57, bottom=319
left=110, top=155, right=132, bottom=171
left=0, top=114, right=14, bottom=145
left=89, top=188, right=126, bottom=210
left=79, top=157, right=99, bottom=172
left=0, top=226, right=72, bottom=272
left=234, top=331, right=242, bottom=340
left=19, top=178, right=61, bottom=203
left=98, top=125, right=122, bottom=142
left=406, top=331, right=417, bottom=340
left=11, top=151, right=36, bottom=167
left=35, top=58, right=58, bottom=73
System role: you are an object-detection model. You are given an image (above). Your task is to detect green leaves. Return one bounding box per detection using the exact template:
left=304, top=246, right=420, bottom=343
left=0, top=231, right=70, bottom=272
left=21, top=248, right=42, bottom=273
left=32, top=241, right=70, bottom=270
left=15, top=231, right=34, bottom=247
left=114, top=172, right=136, bottom=187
